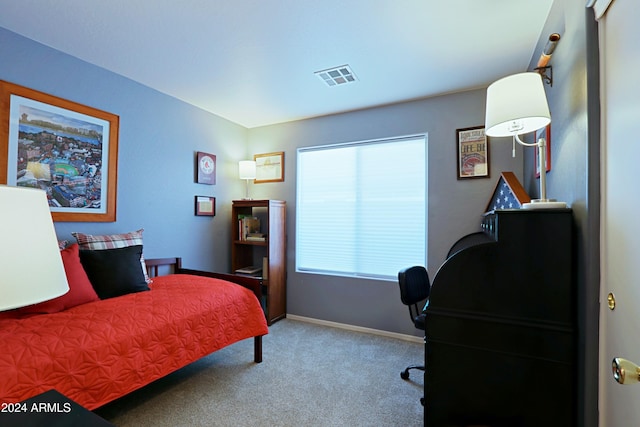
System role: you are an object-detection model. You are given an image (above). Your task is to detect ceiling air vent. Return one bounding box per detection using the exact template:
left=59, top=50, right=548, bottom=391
left=314, top=65, right=358, bottom=87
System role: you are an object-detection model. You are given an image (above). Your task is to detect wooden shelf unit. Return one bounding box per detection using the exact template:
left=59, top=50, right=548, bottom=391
left=231, top=199, right=286, bottom=324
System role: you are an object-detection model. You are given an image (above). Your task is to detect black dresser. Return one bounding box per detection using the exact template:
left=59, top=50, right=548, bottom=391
left=424, top=209, right=575, bottom=427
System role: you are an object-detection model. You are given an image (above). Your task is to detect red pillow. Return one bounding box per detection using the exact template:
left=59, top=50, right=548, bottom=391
left=58, top=243, right=100, bottom=308
left=7, top=243, right=99, bottom=317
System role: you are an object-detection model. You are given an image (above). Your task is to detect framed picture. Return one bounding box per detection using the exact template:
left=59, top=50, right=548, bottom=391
left=535, top=124, right=551, bottom=178
left=195, top=195, right=215, bottom=216
left=0, top=81, right=119, bottom=222
left=254, top=151, right=284, bottom=183
left=456, top=126, right=489, bottom=179
left=196, top=151, right=216, bottom=184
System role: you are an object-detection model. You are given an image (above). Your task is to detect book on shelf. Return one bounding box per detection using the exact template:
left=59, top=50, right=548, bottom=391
left=237, top=216, right=261, bottom=240
left=235, top=265, right=263, bottom=275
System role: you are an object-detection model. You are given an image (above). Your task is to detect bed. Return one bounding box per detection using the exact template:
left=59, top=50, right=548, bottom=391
left=0, top=257, right=268, bottom=410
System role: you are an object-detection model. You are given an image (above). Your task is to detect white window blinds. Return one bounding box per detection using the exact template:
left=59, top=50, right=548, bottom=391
left=296, top=135, right=427, bottom=280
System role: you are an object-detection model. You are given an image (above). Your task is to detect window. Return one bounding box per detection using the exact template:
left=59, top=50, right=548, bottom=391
left=296, top=135, right=426, bottom=280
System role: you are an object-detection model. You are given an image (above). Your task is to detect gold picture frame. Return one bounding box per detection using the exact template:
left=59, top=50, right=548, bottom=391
left=0, top=80, right=119, bottom=222
left=254, top=151, right=284, bottom=183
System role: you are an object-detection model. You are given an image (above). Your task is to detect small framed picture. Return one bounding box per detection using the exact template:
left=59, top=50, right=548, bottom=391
left=254, top=151, right=284, bottom=183
left=456, top=126, right=489, bottom=179
left=196, top=151, right=216, bottom=185
left=535, top=124, right=551, bottom=178
left=195, top=196, right=215, bottom=216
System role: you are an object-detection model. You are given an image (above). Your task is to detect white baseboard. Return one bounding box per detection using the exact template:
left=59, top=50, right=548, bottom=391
left=285, top=314, right=424, bottom=344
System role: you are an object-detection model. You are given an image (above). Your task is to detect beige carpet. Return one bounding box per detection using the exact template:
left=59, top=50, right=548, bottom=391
left=95, top=318, right=424, bottom=427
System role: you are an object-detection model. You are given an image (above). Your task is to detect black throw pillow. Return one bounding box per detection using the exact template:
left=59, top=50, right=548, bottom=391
left=79, top=245, right=150, bottom=299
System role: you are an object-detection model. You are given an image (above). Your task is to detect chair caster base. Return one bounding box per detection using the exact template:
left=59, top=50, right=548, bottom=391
left=401, top=365, right=424, bottom=381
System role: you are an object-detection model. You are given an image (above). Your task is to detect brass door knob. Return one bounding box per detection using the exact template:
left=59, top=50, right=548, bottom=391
left=613, top=358, right=640, bottom=384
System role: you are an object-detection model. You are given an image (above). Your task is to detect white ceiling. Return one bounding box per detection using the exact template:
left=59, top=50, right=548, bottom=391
left=0, top=0, right=554, bottom=128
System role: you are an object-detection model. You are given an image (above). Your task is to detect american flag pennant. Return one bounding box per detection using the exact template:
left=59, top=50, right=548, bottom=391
left=485, top=171, right=531, bottom=213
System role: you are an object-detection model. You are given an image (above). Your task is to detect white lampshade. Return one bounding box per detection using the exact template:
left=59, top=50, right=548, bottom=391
left=0, top=185, right=69, bottom=311
left=238, top=160, right=256, bottom=179
left=485, top=72, right=551, bottom=137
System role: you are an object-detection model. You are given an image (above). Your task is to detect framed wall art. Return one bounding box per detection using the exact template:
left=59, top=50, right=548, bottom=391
left=196, top=151, right=216, bottom=184
left=254, top=151, right=284, bottom=183
left=195, top=196, right=216, bottom=216
left=534, top=124, right=551, bottom=178
left=456, top=126, right=489, bottom=179
left=0, top=80, right=119, bottom=222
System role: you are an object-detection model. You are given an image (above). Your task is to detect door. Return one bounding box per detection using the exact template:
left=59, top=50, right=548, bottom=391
left=599, top=0, right=640, bottom=425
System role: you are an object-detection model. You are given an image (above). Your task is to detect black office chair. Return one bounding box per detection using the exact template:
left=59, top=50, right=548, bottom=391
left=397, top=265, right=430, bottom=381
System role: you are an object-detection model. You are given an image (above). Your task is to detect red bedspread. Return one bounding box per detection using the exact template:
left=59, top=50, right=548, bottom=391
left=0, top=274, right=268, bottom=410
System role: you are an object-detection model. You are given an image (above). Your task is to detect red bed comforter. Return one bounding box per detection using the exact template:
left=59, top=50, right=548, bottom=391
left=0, top=274, right=268, bottom=409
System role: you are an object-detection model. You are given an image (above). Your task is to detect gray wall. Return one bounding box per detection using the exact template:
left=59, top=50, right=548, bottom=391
left=0, top=27, right=250, bottom=272
left=1, top=25, right=524, bottom=338
left=248, top=91, right=523, bottom=335
left=1, top=1, right=600, bottom=421
left=522, top=1, right=597, bottom=425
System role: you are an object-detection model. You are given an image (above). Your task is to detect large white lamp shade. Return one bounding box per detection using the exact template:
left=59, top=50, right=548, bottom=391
left=485, top=72, right=551, bottom=137
left=238, top=160, right=256, bottom=179
left=0, top=185, right=69, bottom=311
left=484, top=72, right=565, bottom=209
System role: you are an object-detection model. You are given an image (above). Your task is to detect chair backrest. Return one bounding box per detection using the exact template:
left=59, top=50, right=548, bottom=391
left=398, top=266, right=431, bottom=306
left=398, top=266, right=430, bottom=330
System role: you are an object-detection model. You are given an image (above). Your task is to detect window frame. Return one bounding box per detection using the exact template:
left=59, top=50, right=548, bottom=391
left=295, top=134, right=428, bottom=281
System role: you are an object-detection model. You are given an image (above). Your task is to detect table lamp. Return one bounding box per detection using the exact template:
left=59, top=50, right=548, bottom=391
left=238, top=160, right=256, bottom=200
left=485, top=72, right=566, bottom=209
left=0, top=185, right=69, bottom=311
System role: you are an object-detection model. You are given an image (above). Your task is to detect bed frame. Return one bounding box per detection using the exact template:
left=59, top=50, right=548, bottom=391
left=145, top=257, right=263, bottom=363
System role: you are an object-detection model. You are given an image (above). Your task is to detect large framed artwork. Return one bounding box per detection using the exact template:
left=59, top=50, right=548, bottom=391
left=456, top=126, right=489, bottom=179
left=0, top=81, right=119, bottom=222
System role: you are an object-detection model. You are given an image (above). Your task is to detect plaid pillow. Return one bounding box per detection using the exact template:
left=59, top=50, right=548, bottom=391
left=72, top=229, right=152, bottom=284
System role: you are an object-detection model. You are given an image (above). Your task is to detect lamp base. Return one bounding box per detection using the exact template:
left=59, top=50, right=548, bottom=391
left=243, top=179, right=252, bottom=200
left=522, top=199, right=567, bottom=210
